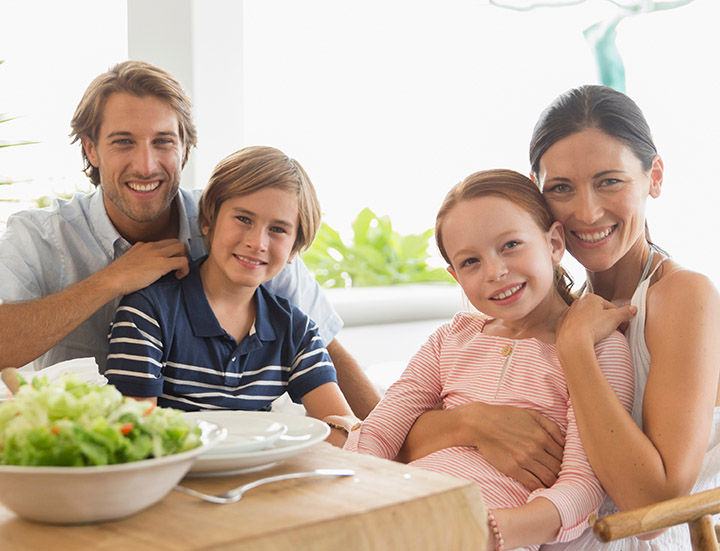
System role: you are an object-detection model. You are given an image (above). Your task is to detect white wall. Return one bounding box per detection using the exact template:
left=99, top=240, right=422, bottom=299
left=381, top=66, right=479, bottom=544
left=2, top=0, right=719, bottom=286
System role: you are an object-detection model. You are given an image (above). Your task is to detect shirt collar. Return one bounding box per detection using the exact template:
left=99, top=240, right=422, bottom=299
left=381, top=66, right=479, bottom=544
left=181, top=257, right=278, bottom=342
left=182, top=256, right=226, bottom=338
left=253, top=285, right=278, bottom=342
left=85, top=188, right=129, bottom=259
left=89, top=187, right=207, bottom=260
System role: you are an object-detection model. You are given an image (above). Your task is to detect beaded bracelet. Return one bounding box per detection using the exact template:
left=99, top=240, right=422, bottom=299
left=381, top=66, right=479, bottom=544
left=487, top=510, right=505, bottom=551
left=326, top=421, right=362, bottom=435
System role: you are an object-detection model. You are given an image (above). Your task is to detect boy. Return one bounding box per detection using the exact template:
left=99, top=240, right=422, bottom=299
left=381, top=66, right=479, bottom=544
left=105, top=146, right=357, bottom=442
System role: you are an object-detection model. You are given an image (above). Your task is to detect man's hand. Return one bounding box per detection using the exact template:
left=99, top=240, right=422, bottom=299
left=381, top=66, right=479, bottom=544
left=101, top=239, right=190, bottom=297
left=459, top=403, right=565, bottom=490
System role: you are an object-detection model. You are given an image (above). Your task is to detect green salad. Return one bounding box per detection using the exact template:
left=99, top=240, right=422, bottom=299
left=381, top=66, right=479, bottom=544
left=0, top=375, right=201, bottom=466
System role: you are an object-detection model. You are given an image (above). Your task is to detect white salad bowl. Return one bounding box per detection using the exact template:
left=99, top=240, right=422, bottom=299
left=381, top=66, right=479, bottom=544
left=0, top=420, right=225, bottom=524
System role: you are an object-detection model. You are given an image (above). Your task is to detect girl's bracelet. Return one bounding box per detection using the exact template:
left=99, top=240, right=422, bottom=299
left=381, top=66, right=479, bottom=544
left=487, top=510, right=504, bottom=551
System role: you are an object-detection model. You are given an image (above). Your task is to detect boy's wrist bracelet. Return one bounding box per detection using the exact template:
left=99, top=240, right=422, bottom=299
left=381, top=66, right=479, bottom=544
left=325, top=421, right=361, bottom=435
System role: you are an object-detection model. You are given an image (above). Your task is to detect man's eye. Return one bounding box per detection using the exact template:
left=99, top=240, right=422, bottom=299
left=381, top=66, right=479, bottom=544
left=113, top=139, right=132, bottom=145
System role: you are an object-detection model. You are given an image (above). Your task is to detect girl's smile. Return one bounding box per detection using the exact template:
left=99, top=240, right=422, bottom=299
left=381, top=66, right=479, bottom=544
left=442, top=195, right=566, bottom=335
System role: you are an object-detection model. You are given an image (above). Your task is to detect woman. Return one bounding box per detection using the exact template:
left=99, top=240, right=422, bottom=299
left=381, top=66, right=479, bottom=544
left=401, top=85, right=720, bottom=550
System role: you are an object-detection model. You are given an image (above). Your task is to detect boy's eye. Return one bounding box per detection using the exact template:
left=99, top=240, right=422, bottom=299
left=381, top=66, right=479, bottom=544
left=460, top=257, right=479, bottom=268
left=269, top=226, right=287, bottom=234
left=236, top=216, right=251, bottom=224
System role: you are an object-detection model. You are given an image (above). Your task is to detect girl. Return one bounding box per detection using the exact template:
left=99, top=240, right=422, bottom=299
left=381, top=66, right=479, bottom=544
left=345, top=169, right=635, bottom=550
left=105, top=145, right=358, bottom=445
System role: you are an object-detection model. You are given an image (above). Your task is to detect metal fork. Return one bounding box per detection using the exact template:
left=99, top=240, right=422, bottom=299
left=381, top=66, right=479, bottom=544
left=173, top=468, right=355, bottom=504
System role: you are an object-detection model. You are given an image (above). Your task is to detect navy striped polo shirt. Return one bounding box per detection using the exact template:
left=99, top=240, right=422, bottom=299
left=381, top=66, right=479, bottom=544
left=105, top=257, right=337, bottom=411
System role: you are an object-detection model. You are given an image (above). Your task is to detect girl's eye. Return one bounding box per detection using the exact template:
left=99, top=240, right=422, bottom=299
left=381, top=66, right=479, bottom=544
left=269, top=226, right=287, bottom=234
left=460, top=257, right=479, bottom=268
left=236, top=216, right=251, bottom=224
left=502, top=240, right=520, bottom=251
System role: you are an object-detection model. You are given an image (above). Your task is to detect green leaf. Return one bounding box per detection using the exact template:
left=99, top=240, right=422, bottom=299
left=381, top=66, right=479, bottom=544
left=303, top=208, right=456, bottom=287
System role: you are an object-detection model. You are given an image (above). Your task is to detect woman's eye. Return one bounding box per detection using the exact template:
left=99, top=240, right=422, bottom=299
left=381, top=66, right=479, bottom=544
left=599, top=178, right=621, bottom=187
left=545, top=183, right=570, bottom=194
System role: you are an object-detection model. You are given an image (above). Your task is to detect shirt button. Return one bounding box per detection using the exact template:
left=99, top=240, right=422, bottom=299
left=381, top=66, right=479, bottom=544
left=231, top=357, right=236, bottom=362
left=500, top=345, right=513, bottom=357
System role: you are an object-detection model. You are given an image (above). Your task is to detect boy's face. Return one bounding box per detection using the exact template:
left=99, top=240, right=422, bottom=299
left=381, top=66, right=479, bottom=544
left=202, top=187, right=299, bottom=290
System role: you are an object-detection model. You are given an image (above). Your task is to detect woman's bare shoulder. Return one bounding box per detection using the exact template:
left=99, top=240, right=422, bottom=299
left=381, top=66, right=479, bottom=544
left=648, top=260, right=720, bottom=312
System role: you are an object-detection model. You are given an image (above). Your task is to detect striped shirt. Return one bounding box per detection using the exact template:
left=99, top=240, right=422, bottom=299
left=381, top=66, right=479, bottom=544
left=105, top=257, right=337, bottom=411
left=345, top=312, right=634, bottom=547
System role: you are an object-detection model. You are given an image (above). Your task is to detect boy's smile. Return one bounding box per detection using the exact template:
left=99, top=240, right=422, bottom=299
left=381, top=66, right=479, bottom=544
left=200, top=188, right=299, bottom=295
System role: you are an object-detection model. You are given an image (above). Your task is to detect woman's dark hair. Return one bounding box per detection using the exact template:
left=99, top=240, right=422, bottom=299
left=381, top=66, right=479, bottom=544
left=529, top=85, right=657, bottom=177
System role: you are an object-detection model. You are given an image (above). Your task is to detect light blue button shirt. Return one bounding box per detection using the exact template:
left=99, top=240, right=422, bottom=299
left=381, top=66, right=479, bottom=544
left=0, top=187, right=342, bottom=372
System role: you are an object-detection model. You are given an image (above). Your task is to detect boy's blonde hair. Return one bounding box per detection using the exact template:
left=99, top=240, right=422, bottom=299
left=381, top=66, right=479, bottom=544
left=198, top=146, right=321, bottom=256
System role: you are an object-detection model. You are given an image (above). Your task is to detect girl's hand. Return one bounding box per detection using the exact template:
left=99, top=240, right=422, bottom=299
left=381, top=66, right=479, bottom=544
left=556, top=294, right=637, bottom=350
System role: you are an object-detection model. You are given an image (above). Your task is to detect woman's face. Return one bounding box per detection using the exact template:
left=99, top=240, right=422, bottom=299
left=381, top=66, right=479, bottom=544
left=537, top=128, right=662, bottom=273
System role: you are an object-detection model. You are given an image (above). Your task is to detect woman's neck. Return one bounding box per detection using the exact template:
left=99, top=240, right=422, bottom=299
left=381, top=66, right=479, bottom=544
left=586, top=238, right=654, bottom=304
left=484, top=289, right=569, bottom=344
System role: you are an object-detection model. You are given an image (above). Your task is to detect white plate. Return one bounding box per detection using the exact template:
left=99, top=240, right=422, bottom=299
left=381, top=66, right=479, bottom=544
left=184, top=411, right=287, bottom=455
left=183, top=411, right=329, bottom=477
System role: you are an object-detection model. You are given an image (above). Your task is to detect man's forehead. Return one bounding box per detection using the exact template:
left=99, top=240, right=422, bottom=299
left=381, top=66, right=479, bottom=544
left=99, top=92, right=180, bottom=137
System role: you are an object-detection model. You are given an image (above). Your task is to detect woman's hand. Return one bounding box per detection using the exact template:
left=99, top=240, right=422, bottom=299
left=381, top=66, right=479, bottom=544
left=463, top=403, right=565, bottom=490
left=401, top=402, right=565, bottom=490
left=556, top=294, right=637, bottom=357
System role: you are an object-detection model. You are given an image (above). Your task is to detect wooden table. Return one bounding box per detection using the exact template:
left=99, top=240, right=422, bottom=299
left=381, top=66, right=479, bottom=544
left=0, top=443, right=488, bottom=551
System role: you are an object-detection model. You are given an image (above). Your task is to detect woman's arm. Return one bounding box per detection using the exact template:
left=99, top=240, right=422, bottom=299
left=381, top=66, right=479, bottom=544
left=556, top=271, right=720, bottom=511
left=399, top=401, right=566, bottom=490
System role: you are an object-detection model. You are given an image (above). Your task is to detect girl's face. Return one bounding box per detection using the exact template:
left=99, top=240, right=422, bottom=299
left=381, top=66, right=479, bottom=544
left=443, top=195, right=564, bottom=322
left=537, top=128, right=662, bottom=273
left=202, top=187, right=298, bottom=290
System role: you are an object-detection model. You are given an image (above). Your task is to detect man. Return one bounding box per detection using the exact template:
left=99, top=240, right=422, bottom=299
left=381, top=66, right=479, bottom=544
left=0, top=60, right=380, bottom=418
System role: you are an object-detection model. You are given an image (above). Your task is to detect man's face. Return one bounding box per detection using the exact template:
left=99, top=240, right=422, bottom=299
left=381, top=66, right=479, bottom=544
left=83, top=93, right=183, bottom=232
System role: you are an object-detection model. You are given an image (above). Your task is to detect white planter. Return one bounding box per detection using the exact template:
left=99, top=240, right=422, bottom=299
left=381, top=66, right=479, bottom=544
left=325, top=283, right=464, bottom=328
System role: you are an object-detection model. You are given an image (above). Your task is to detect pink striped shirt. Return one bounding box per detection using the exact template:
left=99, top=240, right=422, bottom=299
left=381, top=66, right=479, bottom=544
left=345, top=312, right=634, bottom=546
